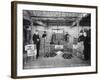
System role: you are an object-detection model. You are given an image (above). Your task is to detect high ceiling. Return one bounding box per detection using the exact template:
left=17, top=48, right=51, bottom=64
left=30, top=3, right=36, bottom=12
left=23, top=10, right=90, bottom=26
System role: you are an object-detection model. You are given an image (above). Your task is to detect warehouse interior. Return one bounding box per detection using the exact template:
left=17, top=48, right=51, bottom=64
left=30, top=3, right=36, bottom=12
left=23, top=10, right=91, bottom=69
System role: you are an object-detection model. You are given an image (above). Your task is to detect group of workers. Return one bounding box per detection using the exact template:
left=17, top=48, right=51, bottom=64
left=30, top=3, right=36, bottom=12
left=24, top=27, right=91, bottom=61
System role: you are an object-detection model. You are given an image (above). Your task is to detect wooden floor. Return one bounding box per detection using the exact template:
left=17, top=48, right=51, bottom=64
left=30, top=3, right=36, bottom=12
left=23, top=52, right=90, bottom=69
left=23, top=40, right=90, bottom=69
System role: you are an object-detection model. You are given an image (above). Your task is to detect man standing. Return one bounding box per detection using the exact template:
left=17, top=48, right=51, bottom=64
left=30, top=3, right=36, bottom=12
left=64, top=32, right=69, bottom=42
left=83, top=30, right=91, bottom=60
left=33, top=30, right=40, bottom=59
left=78, top=30, right=90, bottom=60
left=42, top=31, right=47, bottom=38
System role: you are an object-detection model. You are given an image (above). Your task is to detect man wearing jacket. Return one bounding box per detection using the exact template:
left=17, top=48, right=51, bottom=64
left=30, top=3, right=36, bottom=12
left=33, top=30, right=40, bottom=59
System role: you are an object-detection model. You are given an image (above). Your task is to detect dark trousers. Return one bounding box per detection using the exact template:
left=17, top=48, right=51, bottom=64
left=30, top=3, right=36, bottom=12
left=83, top=44, right=91, bottom=60
left=36, top=43, right=40, bottom=58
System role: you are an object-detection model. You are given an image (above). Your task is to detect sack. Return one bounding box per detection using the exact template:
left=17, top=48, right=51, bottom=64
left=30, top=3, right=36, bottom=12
left=73, top=44, right=78, bottom=49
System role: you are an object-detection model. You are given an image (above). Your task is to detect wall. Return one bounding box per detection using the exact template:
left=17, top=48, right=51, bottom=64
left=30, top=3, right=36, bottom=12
left=0, top=0, right=99, bottom=80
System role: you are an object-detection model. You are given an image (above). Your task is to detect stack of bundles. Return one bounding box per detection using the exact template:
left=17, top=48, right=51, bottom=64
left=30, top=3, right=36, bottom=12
left=62, top=53, right=73, bottom=59
left=44, top=52, right=57, bottom=58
